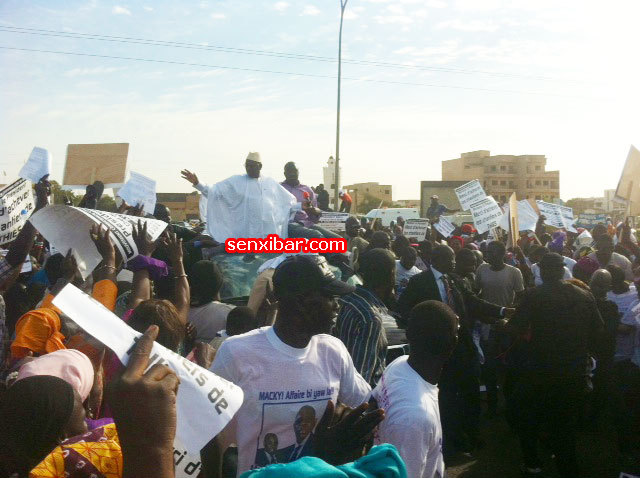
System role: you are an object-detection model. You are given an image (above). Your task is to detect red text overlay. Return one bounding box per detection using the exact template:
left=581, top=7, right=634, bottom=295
left=225, top=235, right=347, bottom=253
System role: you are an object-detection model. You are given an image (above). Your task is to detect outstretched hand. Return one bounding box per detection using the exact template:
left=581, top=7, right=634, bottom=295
left=180, top=169, right=199, bottom=186
left=132, top=220, right=156, bottom=257
left=90, top=224, right=116, bottom=261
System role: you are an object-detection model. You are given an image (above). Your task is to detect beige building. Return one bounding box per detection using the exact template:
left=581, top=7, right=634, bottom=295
left=442, top=150, right=560, bottom=204
left=343, top=182, right=392, bottom=213
left=156, top=191, right=201, bottom=221
left=322, top=156, right=342, bottom=210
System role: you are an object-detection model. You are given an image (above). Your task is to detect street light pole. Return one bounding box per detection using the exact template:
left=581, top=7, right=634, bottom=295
left=334, top=0, right=348, bottom=210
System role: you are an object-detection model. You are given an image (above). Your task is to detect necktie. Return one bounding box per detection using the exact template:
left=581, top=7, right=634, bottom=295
left=441, top=276, right=457, bottom=313
left=290, top=444, right=302, bottom=461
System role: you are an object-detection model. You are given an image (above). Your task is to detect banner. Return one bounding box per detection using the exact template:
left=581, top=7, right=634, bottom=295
left=469, top=197, right=504, bottom=234
left=433, top=217, right=455, bottom=238
left=117, top=171, right=157, bottom=216
left=318, top=212, right=350, bottom=233
left=29, top=205, right=167, bottom=278
left=403, top=218, right=430, bottom=241
left=53, top=284, right=244, bottom=456
left=454, top=180, right=487, bottom=211
left=19, top=147, right=51, bottom=183
left=576, top=213, right=607, bottom=228
left=0, top=179, right=35, bottom=245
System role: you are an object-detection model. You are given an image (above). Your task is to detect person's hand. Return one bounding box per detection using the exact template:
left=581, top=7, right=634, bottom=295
left=108, top=325, right=179, bottom=452
left=194, top=342, right=216, bottom=369
left=61, top=248, right=79, bottom=281
left=162, top=231, right=183, bottom=265
left=185, top=322, right=196, bottom=342
left=128, top=203, right=145, bottom=217
left=180, top=169, right=199, bottom=186
left=132, top=220, right=156, bottom=257
left=494, top=318, right=509, bottom=329
left=314, top=401, right=385, bottom=466
left=87, top=348, right=106, bottom=419
left=90, top=224, right=116, bottom=262
left=503, top=308, right=516, bottom=319
left=34, top=175, right=51, bottom=210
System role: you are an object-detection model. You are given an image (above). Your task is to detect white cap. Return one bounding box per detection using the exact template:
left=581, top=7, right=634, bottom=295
left=246, top=152, right=262, bottom=163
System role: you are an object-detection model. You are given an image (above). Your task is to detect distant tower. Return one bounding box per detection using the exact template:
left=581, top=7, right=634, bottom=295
left=323, top=156, right=342, bottom=209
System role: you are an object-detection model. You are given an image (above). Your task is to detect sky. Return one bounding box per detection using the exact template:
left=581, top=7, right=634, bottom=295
left=1, top=0, right=639, bottom=202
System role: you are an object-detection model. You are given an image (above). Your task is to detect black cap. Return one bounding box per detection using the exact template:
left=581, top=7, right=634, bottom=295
left=539, top=252, right=565, bottom=270
left=272, top=255, right=355, bottom=299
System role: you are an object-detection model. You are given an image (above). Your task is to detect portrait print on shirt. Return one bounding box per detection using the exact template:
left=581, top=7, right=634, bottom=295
left=251, top=388, right=333, bottom=469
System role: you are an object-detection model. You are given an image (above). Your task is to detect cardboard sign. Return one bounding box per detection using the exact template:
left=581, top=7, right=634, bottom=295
left=433, top=217, right=455, bottom=238
left=19, top=147, right=52, bottom=183
left=403, top=218, right=430, bottom=241
left=0, top=179, right=35, bottom=245
left=469, top=197, right=504, bottom=234
left=615, top=145, right=640, bottom=215
left=63, top=143, right=129, bottom=188
left=29, top=205, right=167, bottom=278
left=117, top=171, right=157, bottom=216
left=455, top=180, right=487, bottom=211
left=318, top=212, right=350, bottom=233
left=53, top=284, right=244, bottom=456
left=508, top=193, right=519, bottom=247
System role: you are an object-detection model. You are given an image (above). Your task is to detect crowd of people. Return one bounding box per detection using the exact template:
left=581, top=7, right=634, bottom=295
left=0, top=153, right=639, bottom=478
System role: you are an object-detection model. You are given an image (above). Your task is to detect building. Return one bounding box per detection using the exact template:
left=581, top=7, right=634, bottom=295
left=343, top=182, right=392, bottom=214
left=156, top=191, right=201, bottom=221
left=442, top=150, right=560, bottom=204
left=566, top=189, right=627, bottom=217
left=419, top=180, right=466, bottom=217
left=322, top=156, right=342, bottom=210
left=395, top=199, right=420, bottom=208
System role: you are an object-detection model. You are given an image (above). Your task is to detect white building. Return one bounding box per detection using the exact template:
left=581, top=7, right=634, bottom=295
left=322, top=156, right=342, bottom=209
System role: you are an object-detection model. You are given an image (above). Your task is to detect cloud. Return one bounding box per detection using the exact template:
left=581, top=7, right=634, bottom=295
left=65, top=67, right=123, bottom=77
left=211, top=12, right=226, bottom=19
left=274, top=1, right=289, bottom=12
left=143, top=6, right=153, bottom=11
left=301, top=5, right=321, bottom=16
left=112, top=5, right=131, bottom=15
left=437, top=19, right=499, bottom=32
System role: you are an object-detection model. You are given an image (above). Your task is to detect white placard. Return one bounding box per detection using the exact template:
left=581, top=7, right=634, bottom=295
left=0, top=179, right=35, bottom=245
left=433, top=217, right=455, bottom=238
left=499, top=200, right=539, bottom=232
left=403, top=218, right=430, bottom=241
left=557, top=204, right=577, bottom=233
left=469, top=197, right=504, bottom=234
left=536, top=201, right=576, bottom=232
left=454, top=180, right=487, bottom=211
left=19, top=147, right=52, bottom=183
left=318, top=212, right=350, bottom=233
left=117, top=171, right=157, bottom=216
left=29, top=205, right=167, bottom=278
left=53, top=284, right=244, bottom=455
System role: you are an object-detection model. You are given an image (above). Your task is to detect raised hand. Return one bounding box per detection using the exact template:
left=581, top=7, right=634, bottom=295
left=132, top=220, right=156, bottom=257
left=180, top=169, right=199, bottom=186
left=90, top=224, right=116, bottom=262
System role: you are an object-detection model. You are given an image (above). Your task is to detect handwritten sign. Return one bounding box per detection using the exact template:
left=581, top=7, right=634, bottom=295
left=30, top=206, right=167, bottom=278
left=318, top=212, right=350, bottom=233
left=455, top=180, right=487, bottom=211
left=117, top=171, right=157, bottom=215
left=53, top=284, right=244, bottom=455
left=403, top=218, right=430, bottom=241
left=0, top=179, right=35, bottom=245
left=19, top=147, right=52, bottom=183
left=469, top=197, right=504, bottom=234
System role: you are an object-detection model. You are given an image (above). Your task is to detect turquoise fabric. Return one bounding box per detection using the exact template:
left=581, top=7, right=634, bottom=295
left=239, top=444, right=407, bottom=478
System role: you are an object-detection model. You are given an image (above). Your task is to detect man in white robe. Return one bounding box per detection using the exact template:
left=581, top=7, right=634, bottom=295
left=181, top=152, right=298, bottom=242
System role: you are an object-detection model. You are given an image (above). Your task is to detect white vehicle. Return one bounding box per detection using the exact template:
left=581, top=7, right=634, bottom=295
left=365, top=208, right=420, bottom=227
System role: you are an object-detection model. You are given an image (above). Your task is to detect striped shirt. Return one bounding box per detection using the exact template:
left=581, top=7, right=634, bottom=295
left=335, top=285, right=389, bottom=386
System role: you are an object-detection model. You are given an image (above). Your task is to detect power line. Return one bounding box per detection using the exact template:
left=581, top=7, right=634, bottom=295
left=0, top=25, right=577, bottom=83
left=0, top=45, right=592, bottom=99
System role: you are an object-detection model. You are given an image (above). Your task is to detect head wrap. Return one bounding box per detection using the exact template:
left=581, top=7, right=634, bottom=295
left=11, top=308, right=66, bottom=359
left=0, top=375, right=75, bottom=472
left=17, top=349, right=94, bottom=402
left=548, top=231, right=566, bottom=253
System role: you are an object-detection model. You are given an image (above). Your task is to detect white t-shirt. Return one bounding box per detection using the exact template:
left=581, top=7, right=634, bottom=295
left=188, top=301, right=235, bottom=343
left=211, top=326, right=371, bottom=476
left=395, top=261, right=421, bottom=297
left=372, top=356, right=444, bottom=478
left=531, top=263, right=573, bottom=286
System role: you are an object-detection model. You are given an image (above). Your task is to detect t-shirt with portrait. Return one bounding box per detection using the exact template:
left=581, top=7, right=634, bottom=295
left=210, top=326, right=371, bottom=476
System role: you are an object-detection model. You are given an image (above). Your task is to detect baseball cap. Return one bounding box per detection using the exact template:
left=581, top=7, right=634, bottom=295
left=539, top=252, right=565, bottom=270
left=272, top=255, right=355, bottom=299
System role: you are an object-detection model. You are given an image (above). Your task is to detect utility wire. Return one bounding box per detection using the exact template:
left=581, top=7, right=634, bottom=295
left=0, top=45, right=592, bottom=99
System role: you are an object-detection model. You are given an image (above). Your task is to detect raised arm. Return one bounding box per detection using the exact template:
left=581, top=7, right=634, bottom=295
left=164, top=231, right=190, bottom=324
left=90, top=225, right=118, bottom=285
left=129, top=220, right=156, bottom=310
left=181, top=169, right=208, bottom=197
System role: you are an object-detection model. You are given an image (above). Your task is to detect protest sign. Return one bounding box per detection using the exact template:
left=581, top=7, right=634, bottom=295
left=615, top=145, right=640, bottom=215
left=117, top=171, right=157, bottom=215
left=403, top=218, right=430, bottom=240
left=63, top=143, right=129, bottom=188
left=576, top=213, right=607, bottom=228
left=508, top=193, right=519, bottom=247
left=19, top=147, right=51, bottom=183
left=518, top=200, right=539, bottom=231
left=575, top=229, right=593, bottom=247
left=557, top=205, right=577, bottom=233
left=433, top=217, right=455, bottom=238
left=469, top=197, right=504, bottom=234
left=30, top=205, right=167, bottom=278
left=0, top=179, right=35, bottom=245
left=53, top=284, right=244, bottom=456
left=318, top=212, right=350, bottom=232
left=536, top=201, right=576, bottom=232
left=455, top=180, right=487, bottom=211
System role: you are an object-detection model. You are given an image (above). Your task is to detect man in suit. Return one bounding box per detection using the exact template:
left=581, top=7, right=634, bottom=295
left=397, top=244, right=513, bottom=460
left=254, top=433, right=280, bottom=467
left=277, top=405, right=318, bottom=463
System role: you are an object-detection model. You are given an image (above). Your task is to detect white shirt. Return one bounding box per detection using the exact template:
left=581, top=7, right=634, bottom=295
left=588, top=251, right=635, bottom=281
left=395, top=261, right=421, bottom=297
left=188, top=301, right=235, bottom=343
left=431, top=267, right=447, bottom=302
left=563, top=256, right=577, bottom=272
left=372, top=356, right=444, bottom=478
left=211, top=326, right=371, bottom=476
left=531, top=263, right=573, bottom=286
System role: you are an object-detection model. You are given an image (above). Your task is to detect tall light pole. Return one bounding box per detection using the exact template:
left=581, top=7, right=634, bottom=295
left=334, top=0, right=348, bottom=210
